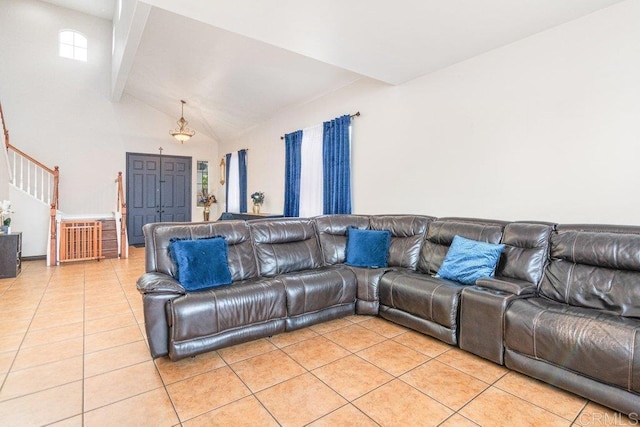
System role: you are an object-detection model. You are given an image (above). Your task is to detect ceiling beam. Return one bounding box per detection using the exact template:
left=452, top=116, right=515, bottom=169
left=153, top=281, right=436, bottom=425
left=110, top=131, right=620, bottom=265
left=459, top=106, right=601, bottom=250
left=111, top=1, right=151, bottom=101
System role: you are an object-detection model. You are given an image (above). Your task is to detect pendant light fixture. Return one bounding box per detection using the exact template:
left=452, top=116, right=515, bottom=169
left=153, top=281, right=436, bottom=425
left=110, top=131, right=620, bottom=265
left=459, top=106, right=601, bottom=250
left=170, top=99, right=195, bottom=143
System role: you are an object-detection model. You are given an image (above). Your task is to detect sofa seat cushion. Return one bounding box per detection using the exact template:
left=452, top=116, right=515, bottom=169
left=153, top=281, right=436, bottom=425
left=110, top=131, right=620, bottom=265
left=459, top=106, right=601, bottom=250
left=278, top=267, right=357, bottom=316
left=505, top=297, right=640, bottom=392
left=167, top=278, right=287, bottom=344
left=379, top=270, right=465, bottom=330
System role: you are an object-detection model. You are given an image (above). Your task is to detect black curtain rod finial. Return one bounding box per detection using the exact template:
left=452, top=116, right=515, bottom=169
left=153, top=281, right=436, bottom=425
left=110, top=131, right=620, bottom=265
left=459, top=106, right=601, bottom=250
left=280, top=112, right=359, bottom=139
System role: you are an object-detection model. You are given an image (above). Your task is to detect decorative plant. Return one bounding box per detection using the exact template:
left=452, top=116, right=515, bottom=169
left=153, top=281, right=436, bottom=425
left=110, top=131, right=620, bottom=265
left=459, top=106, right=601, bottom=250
left=251, top=191, right=265, bottom=205
left=0, top=200, right=13, bottom=227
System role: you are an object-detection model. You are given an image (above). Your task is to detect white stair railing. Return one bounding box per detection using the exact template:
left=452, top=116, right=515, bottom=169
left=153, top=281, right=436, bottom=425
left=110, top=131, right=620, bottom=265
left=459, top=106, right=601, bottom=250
left=7, top=149, right=56, bottom=206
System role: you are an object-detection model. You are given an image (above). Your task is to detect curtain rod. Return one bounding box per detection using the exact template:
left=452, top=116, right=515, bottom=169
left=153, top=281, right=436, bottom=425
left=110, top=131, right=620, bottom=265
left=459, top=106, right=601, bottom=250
left=280, top=112, right=360, bottom=140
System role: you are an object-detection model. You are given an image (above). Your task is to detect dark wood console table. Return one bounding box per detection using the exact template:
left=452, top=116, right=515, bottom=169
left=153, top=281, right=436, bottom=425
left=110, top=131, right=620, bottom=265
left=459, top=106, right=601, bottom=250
left=0, top=232, right=22, bottom=278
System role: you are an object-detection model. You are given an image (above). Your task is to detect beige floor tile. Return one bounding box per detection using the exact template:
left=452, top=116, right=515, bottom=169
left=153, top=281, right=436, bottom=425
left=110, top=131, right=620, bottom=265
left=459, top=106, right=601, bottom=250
left=217, top=338, right=277, bottom=364
left=308, top=403, right=378, bottom=426
left=84, top=387, right=179, bottom=427
left=21, top=321, right=83, bottom=348
left=392, top=330, right=453, bottom=357
left=459, top=387, right=570, bottom=427
left=84, top=360, right=164, bottom=411
left=256, top=372, right=347, bottom=427
left=84, top=324, right=144, bottom=354
left=312, top=354, right=393, bottom=401
left=84, top=340, right=150, bottom=378
left=47, top=415, right=83, bottom=426
left=267, top=327, right=319, bottom=348
left=231, top=349, right=305, bottom=392
left=495, top=371, right=587, bottom=420
left=154, top=351, right=226, bottom=385
left=358, top=316, right=408, bottom=337
left=84, top=312, right=137, bottom=335
left=2, top=317, right=32, bottom=335
left=12, top=337, right=83, bottom=371
left=440, top=414, right=481, bottom=426
left=0, top=333, right=23, bottom=353
left=182, top=396, right=279, bottom=426
left=309, top=317, right=353, bottom=334
left=436, top=348, right=508, bottom=384
left=574, top=402, right=637, bottom=426
left=324, top=323, right=386, bottom=352
left=344, top=314, right=376, bottom=324
left=0, top=380, right=82, bottom=426
left=400, top=359, right=489, bottom=410
left=283, top=335, right=351, bottom=370
left=353, top=379, right=453, bottom=426
left=84, top=301, right=133, bottom=321
left=29, top=310, right=84, bottom=331
left=357, top=339, right=429, bottom=376
left=167, top=366, right=251, bottom=421
left=0, top=355, right=83, bottom=401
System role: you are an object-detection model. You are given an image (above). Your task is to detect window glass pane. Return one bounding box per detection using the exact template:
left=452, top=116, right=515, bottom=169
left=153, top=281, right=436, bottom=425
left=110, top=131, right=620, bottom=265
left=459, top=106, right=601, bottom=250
left=59, top=44, right=74, bottom=59
left=74, top=47, right=87, bottom=62
left=74, top=33, right=87, bottom=48
left=59, top=30, right=74, bottom=45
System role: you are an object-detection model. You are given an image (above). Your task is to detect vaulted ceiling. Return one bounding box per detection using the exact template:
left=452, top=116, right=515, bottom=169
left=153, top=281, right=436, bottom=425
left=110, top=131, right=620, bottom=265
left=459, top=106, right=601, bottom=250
left=41, top=0, right=626, bottom=142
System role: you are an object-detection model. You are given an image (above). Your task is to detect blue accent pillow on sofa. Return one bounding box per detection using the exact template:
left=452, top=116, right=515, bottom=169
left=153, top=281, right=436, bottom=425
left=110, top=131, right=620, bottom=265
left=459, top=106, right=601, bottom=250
left=169, top=237, right=232, bottom=291
left=345, top=228, right=392, bottom=268
left=436, top=235, right=505, bottom=285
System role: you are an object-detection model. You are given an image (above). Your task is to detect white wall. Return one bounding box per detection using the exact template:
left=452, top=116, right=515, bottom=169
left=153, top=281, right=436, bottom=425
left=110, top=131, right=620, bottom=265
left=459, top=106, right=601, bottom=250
left=0, top=0, right=220, bottom=256
left=221, top=0, right=640, bottom=225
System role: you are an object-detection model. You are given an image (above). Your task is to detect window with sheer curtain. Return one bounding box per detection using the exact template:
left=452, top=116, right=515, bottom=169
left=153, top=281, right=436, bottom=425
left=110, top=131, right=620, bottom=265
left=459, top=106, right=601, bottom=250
left=284, top=115, right=352, bottom=217
left=225, top=149, right=247, bottom=213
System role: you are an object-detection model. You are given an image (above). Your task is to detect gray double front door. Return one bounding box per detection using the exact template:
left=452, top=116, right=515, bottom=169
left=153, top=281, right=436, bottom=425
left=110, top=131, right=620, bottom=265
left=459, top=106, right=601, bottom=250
left=126, top=152, right=192, bottom=246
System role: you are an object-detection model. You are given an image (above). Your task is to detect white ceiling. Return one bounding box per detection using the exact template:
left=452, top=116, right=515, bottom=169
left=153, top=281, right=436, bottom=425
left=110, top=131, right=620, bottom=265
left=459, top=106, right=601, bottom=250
left=40, top=0, right=626, bottom=142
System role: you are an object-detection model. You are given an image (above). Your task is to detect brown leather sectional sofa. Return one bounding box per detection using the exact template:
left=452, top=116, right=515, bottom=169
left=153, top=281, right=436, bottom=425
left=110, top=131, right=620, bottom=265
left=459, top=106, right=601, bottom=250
left=137, top=215, right=640, bottom=415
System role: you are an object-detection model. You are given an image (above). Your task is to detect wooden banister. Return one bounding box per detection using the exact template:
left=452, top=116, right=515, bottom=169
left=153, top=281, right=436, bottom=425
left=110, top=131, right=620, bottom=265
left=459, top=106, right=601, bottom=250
left=116, top=172, right=128, bottom=259
left=2, top=101, right=60, bottom=265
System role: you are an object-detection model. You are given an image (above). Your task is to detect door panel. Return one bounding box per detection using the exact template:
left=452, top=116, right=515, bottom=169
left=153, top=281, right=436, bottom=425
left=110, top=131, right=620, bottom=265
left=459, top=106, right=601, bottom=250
left=126, top=153, right=191, bottom=246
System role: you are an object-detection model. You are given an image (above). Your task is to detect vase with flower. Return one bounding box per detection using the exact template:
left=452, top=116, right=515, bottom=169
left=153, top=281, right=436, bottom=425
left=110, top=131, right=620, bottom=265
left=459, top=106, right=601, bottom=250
left=251, top=191, right=264, bottom=214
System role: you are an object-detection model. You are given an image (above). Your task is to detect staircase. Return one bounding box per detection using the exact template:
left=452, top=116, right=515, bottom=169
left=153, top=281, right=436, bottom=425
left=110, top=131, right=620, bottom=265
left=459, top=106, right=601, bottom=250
left=101, top=218, right=119, bottom=259
left=1, top=101, right=128, bottom=264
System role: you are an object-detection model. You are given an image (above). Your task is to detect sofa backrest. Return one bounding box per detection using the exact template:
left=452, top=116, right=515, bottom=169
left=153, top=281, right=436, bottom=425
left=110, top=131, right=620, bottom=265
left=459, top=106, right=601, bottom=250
left=249, top=218, right=324, bottom=277
left=417, top=218, right=506, bottom=275
left=143, top=221, right=259, bottom=282
left=540, top=224, right=640, bottom=318
left=314, top=214, right=370, bottom=265
left=369, top=215, right=434, bottom=269
left=496, top=222, right=553, bottom=285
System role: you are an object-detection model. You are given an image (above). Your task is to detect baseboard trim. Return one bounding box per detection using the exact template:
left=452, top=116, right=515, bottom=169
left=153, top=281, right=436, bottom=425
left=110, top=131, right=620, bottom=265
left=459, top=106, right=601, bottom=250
left=23, top=255, right=46, bottom=261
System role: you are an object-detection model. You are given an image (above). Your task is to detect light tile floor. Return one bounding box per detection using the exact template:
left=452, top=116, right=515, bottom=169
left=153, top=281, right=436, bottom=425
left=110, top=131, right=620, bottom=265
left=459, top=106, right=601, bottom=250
left=0, top=247, right=636, bottom=426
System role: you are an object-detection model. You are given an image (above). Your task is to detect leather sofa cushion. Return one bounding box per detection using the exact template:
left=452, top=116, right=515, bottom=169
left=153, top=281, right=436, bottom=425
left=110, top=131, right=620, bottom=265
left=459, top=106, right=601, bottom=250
left=540, top=226, right=640, bottom=318
left=379, top=270, right=464, bottom=329
left=167, top=278, right=286, bottom=343
left=505, top=298, right=640, bottom=392
left=370, top=215, right=433, bottom=270
left=250, top=218, right=323, bottom=277
left=314, top=215, right=370, bottom=265
left=417, top=219, right=505, bottom=275
left=497, top=222, right=552, bottom=285
left=143, top=221, right=259, bottom=282
left=278, top=267, right=357, bottom=316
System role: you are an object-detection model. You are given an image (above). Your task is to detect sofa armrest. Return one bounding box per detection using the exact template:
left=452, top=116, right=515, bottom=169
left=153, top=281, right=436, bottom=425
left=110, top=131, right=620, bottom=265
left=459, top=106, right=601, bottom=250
left=475, top=276, right=536, bottom=296
left=136, top=272, right=186, bottom=295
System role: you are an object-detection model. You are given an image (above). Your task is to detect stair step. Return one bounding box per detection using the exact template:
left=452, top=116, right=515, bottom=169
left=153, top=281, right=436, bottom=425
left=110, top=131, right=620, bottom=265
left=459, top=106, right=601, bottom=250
left=100, top=219, right=119, bottom=259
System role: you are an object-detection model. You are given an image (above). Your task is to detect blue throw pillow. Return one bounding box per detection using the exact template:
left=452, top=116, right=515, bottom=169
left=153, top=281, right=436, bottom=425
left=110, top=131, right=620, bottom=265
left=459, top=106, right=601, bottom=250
left=436, top=235, right=505, bottom=285
left=345, top=228, right=392, bottom=268
left=169, top=237, right=233, bottom=291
